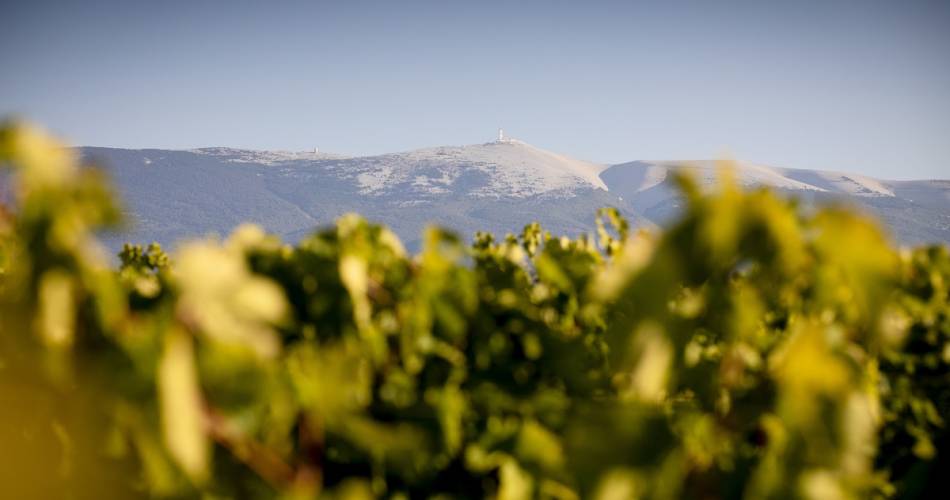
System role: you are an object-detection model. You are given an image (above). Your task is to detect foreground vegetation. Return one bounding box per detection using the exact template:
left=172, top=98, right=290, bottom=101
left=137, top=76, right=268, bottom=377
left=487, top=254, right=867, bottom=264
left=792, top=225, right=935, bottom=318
left=1, top=122, right=948, bottom=499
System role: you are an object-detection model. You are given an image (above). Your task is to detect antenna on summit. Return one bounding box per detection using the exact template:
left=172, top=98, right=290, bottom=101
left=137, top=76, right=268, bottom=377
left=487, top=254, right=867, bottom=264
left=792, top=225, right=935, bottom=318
left=497, top=128, right=505, bottom=142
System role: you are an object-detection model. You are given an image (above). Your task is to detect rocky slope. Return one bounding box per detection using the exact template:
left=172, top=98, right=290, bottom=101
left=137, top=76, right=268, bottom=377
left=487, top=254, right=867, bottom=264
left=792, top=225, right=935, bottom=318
left=79, top=140, right=950, bottom=251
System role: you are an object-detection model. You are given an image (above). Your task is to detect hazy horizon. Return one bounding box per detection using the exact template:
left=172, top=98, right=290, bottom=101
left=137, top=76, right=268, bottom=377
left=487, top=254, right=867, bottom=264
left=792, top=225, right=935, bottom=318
left=2, top=0, right=949, bottom=179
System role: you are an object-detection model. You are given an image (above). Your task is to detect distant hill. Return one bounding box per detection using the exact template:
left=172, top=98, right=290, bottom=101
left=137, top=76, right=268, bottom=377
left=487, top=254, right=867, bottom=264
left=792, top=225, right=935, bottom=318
left=79, top=140, right=950, bottom=252
left=601, top=160, right=950, bottom=244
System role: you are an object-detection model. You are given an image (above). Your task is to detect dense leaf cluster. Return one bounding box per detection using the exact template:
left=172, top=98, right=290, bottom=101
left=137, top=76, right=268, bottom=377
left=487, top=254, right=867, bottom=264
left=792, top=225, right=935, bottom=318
left=1, top=123, right=949, bottom=499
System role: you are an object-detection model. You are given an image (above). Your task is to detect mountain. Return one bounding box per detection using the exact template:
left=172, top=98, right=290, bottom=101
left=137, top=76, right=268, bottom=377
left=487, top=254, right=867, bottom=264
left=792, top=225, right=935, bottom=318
left=78, top=140, right=950, bottom=252
left=601, top=160, right=950, bottom=244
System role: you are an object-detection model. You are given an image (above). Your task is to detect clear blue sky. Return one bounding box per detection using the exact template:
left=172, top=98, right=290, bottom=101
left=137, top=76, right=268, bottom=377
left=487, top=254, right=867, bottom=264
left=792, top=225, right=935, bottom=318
left=1, top=0, right=948, bottom=179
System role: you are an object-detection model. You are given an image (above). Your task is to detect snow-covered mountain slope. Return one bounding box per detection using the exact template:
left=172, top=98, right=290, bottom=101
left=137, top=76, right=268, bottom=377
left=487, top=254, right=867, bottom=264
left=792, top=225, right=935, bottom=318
left=77, top=142, right=949, bottom=252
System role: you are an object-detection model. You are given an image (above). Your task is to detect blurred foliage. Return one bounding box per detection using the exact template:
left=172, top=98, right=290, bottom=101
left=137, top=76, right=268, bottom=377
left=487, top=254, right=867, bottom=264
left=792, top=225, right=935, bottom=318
left=2, top=123, right=949, bottom=499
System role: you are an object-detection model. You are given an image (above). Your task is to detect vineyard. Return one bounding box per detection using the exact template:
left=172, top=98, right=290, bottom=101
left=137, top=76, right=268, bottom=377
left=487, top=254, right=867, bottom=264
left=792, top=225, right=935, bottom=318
left=1, top=122, right=949, bottom=499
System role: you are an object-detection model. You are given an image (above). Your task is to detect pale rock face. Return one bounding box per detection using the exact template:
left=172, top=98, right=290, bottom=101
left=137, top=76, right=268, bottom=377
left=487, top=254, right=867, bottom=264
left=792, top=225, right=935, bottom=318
left=810, top=171, right=894, bottom=197
left=189, top=140, right=609, bottom=199
left=191, top=147, right=346, bottom=164
left=343, top=140, right=608, bottom=198
left=187, top=143, right=899, bottom=199
left=631, top=160, right=894, bottom=197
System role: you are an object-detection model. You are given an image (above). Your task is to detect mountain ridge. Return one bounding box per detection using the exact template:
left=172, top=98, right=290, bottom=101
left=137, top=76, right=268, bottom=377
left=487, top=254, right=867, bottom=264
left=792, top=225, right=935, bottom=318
left=76, top=140, right=950, bottom=251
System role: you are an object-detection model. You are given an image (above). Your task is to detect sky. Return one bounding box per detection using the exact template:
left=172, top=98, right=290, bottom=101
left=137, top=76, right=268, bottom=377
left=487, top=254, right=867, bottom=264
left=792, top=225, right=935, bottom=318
left=1, top=0, right=948, bottom=179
